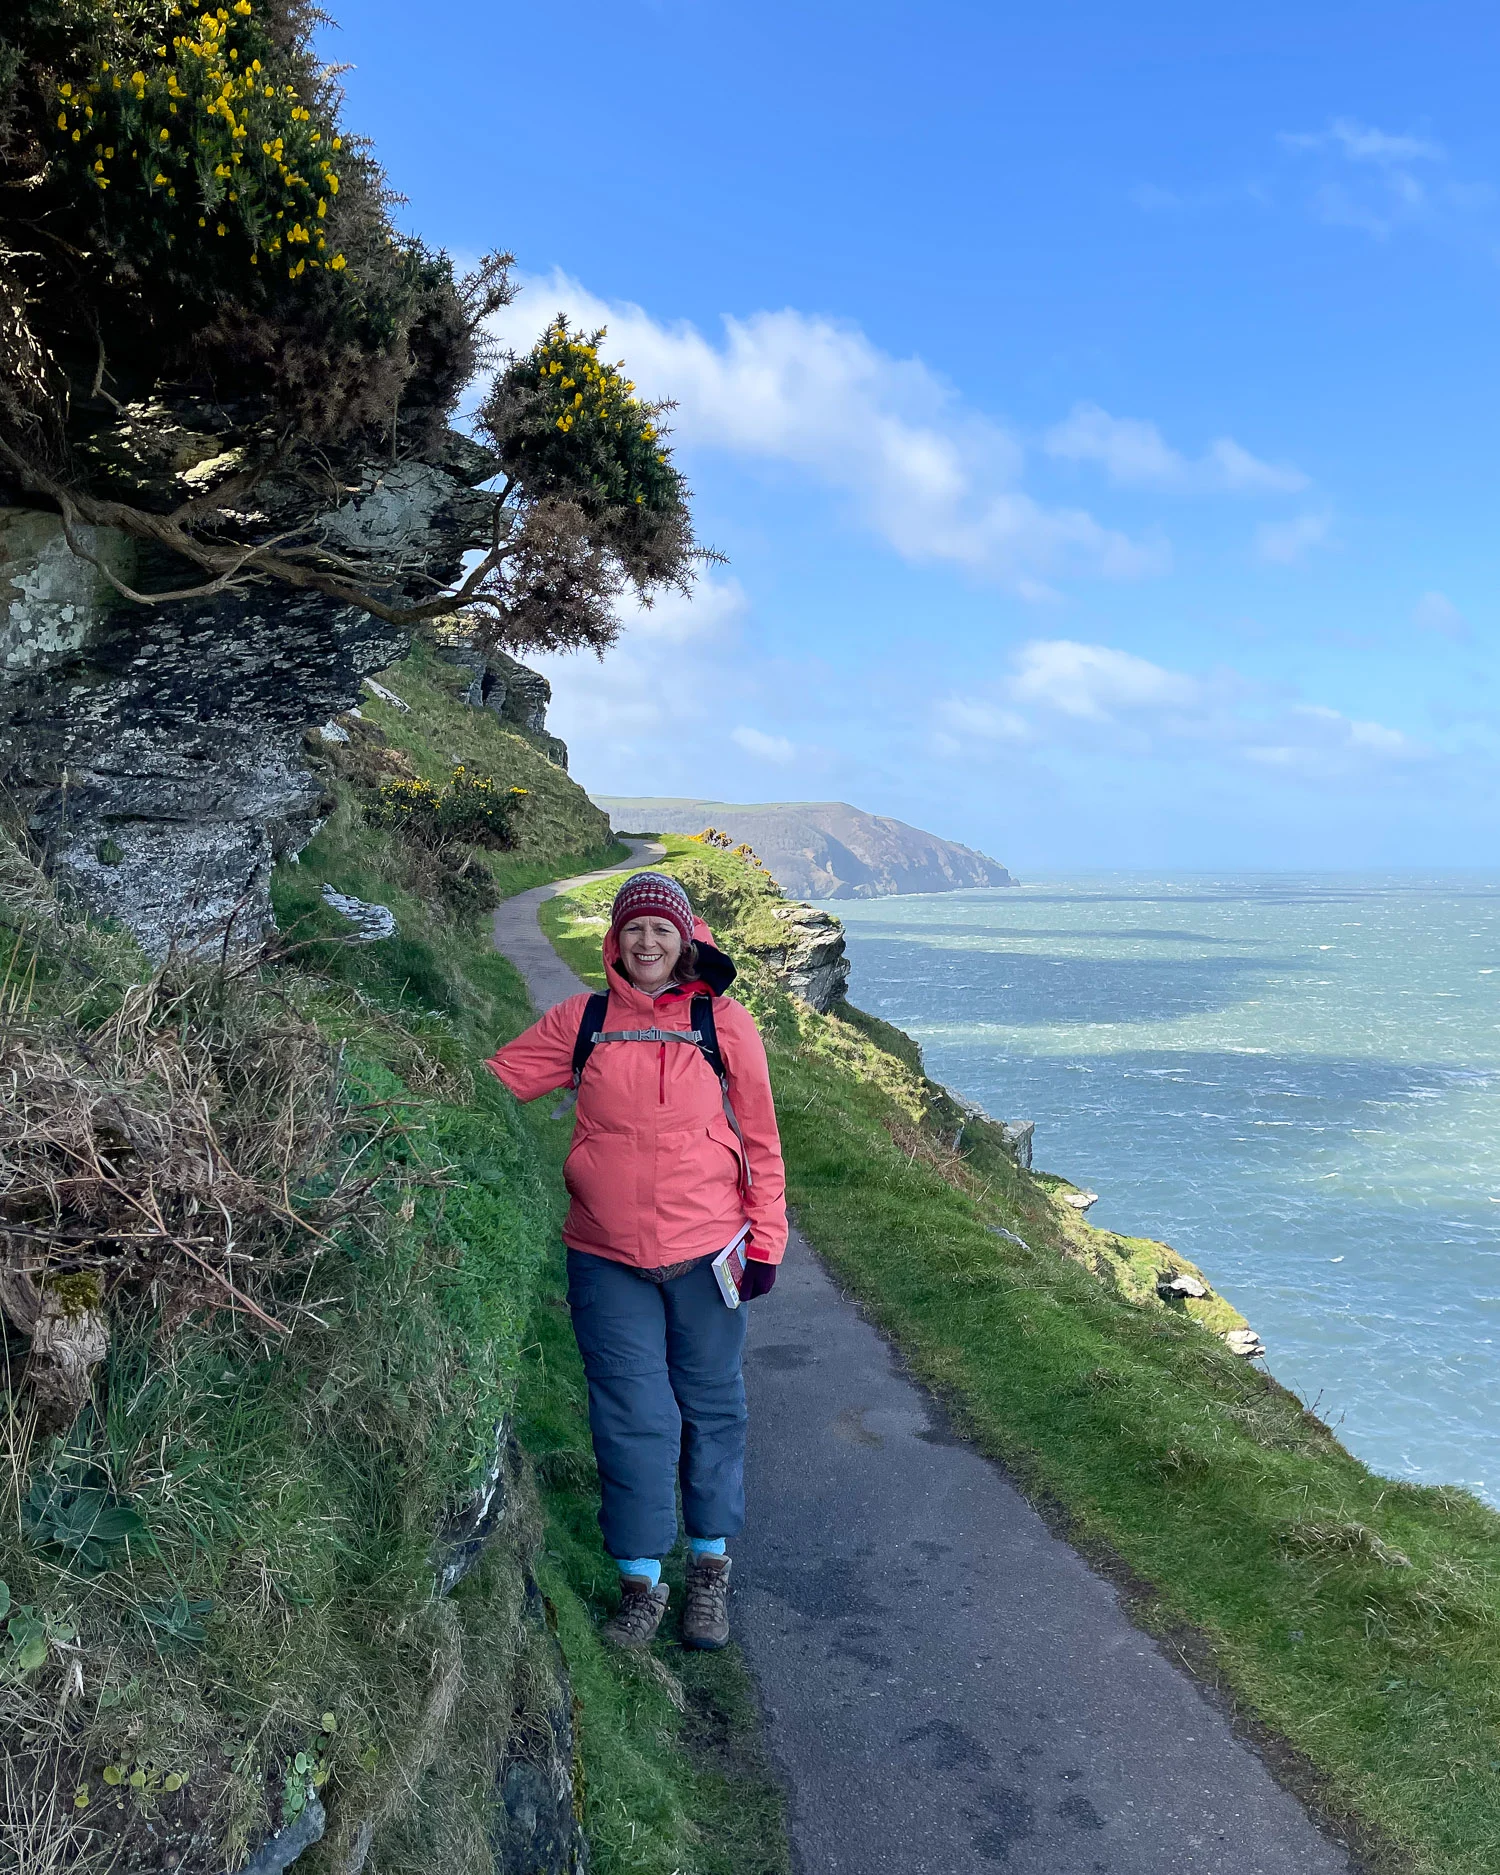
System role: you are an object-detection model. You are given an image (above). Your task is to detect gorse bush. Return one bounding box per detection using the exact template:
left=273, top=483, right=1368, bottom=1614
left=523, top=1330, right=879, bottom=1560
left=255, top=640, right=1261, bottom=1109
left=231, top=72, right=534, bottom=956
left=2, top=0, right=480, bottom=457
left=373, top=766, right=530, bottom=850
left=485, top=316, right=693, bottom=592
left=1, top=6, right=705, bottom=649
left=44, top=0, right=351, bottom=286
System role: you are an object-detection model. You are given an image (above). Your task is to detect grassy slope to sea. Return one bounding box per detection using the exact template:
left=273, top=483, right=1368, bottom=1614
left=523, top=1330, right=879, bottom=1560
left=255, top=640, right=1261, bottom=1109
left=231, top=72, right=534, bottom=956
left=1, top=644, right=785, bottom=1875
left=542, top=835, right=1500, bottom=1875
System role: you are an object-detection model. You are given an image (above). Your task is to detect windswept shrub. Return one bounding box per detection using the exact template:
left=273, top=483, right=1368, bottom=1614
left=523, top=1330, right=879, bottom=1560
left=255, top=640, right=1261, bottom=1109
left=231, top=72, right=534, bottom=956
left=373, top=766, right=528, bottom=851
left=2, top=0, right=481, bottom=455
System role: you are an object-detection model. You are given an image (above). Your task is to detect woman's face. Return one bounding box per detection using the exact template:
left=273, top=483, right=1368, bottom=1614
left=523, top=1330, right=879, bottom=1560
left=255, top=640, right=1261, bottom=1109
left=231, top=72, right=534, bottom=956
left=618, top=916, right=683, bottom=992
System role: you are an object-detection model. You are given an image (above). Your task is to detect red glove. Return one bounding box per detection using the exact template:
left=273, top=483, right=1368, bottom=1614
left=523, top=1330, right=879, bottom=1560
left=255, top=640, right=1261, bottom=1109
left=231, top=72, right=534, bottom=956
left=741, top=1259, right=777, bottom=1300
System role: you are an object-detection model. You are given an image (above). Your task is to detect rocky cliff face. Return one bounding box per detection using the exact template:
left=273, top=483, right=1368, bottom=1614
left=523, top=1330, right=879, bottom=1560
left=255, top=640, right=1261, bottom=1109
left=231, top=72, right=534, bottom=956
left=759, top=903, right=850, bottom=1012
left=433, top=625, right=570, bottom=770
left=0, top=446, right=565, bottom=956
left=1, top=505, right=407, bottom=956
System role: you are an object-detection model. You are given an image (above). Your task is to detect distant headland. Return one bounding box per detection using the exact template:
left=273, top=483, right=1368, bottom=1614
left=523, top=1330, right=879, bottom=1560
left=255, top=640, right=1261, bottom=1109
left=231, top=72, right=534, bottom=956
left=592, top=797, right=1016, bottom=900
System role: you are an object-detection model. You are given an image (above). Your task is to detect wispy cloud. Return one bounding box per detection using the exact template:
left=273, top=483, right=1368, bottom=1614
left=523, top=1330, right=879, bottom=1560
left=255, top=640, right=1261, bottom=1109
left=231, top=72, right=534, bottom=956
left=1248, top=705, right=1423, bottom=770
left=1045, top=403, right=1308, bottom=494
left=1257, top=512, right=1334, bottom=565
left=484, top=272, right=1166, bottom=591
left=1281, top=120, right=1444, bottom=167
left=935, top=639, right=1420, bottom=779
left=732, top=724, right=797, bottom=763
left=1008, top=639, right=1204, bottom=720
left=1412, top=591, right=1469, bottom=640
left=1279, top=118, right=1493, bottom=242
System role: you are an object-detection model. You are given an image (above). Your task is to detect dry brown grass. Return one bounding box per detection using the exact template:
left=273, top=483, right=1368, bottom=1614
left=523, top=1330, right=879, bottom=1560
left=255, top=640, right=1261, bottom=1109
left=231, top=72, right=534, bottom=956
left=0, top=940, right=373, bottom=1432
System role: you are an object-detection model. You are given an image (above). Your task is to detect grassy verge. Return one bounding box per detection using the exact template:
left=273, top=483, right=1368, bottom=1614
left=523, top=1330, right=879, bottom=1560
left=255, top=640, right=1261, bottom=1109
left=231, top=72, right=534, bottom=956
left=277, top=663, right=790, bottom=1872
left=2, top=652, right=789, bottom=1873
left=543, top=835, right=1500, bottom=1875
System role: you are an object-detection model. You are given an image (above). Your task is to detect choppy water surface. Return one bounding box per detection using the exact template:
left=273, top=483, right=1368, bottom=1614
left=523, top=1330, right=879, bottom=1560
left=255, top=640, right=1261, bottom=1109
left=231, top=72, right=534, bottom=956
left=830, top=874, right=1500, bottom=1502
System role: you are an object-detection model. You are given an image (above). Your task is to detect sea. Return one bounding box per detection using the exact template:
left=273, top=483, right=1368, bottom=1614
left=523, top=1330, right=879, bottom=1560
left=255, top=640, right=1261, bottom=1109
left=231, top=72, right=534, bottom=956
left=828, top=873, right=1500, bottom=1505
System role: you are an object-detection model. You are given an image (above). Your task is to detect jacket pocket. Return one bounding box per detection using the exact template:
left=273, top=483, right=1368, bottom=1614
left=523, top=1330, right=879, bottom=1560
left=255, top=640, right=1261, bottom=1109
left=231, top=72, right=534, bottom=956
left=563, top=1126, right=613, bottom=1237
left=650, top=1121, right=742, bottom=1253
left=705, top=1111, right=747, bottom=1191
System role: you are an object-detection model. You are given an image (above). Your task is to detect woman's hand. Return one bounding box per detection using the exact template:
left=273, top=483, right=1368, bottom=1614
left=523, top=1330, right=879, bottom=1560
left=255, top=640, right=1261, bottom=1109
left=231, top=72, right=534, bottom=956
left=742, top=1259, right=777, bottom=1300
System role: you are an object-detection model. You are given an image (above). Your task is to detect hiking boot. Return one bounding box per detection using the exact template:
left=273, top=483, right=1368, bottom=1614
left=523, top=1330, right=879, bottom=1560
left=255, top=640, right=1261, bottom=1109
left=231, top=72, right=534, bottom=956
left=600, top=1576, right=669, bottom=1649
left=682, top=1553, right=732, bottom=1651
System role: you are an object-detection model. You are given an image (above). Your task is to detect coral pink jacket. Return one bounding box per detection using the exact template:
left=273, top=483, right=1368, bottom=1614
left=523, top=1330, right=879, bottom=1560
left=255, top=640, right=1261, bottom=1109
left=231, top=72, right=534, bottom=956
left=484, top=921, right=788, bottom=1269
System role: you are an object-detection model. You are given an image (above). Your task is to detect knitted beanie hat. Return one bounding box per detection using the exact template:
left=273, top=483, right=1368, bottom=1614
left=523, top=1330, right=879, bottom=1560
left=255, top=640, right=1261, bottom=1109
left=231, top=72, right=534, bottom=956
left=609, top=871, right=695, bottom=947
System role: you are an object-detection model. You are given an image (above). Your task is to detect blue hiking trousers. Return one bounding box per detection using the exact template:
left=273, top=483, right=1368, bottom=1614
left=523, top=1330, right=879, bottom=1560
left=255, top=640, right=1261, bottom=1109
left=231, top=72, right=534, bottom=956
left=566, top=1247, right=749, bottom=1561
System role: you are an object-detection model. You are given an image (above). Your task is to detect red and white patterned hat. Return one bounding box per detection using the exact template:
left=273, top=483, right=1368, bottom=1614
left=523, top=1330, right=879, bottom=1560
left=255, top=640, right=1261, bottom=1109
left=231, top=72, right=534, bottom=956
left=609, top=871, right=695, bottom=947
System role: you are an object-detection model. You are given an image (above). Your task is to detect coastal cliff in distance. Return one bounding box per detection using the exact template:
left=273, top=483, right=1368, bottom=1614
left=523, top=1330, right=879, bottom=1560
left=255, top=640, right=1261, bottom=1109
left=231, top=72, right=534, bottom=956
left=594, top=796, right=1016, bottom=900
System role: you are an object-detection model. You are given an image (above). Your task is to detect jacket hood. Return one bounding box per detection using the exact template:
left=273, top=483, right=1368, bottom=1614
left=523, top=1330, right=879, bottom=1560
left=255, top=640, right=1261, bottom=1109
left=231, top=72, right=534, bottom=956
left=603, top=915, right=738, bottom=999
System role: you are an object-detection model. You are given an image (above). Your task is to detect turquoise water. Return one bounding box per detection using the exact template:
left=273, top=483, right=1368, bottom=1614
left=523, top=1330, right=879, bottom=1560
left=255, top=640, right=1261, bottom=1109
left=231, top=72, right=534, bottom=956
left=829, top=874, right=1500, bottom=1504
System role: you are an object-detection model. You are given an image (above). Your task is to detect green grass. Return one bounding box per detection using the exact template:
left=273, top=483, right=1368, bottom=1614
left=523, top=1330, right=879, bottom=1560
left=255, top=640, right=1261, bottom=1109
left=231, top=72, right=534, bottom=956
left=273, top=702, right=791, bottom=1873
left=543, top=836, right=1500, bottom=1875
left=2, top=680, right=789, bottom=1872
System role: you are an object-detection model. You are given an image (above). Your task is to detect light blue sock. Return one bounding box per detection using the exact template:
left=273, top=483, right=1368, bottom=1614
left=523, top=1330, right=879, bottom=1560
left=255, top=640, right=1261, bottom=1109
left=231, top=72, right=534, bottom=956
left=689, top=1537, right=727, bottom=1557
left=615, top=1556, right=661, bottom=1587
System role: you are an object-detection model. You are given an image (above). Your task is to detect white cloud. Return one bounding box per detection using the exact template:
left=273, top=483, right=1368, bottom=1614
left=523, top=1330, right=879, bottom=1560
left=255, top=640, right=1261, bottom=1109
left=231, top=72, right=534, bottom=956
left=1045, top=403, right=1307, bottom=494
left=1278, top=119, right=1496, bottom=244
left=732, top=724, right=797, bottom=763
left=484, top=273, right=1164, bottom=589
left=528, top=574, right=750, bottom=745
left=1009, top=639, right=1203, bottom=720
left=1249, top=704, right=1424, bottom=769
left=1257, top=512, right=1334, bottom=564
left=936, top=639, right=1420, bottom=780
left=1281, top=120, right=1444, bottom=166
left=1413, top=590, right=1469, bottom=639
left=937, top=698, right=1030, bottom=742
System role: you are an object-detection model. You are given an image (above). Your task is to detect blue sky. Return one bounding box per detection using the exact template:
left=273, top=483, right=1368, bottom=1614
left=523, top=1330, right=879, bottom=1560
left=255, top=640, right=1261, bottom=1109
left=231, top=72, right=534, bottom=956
left=332, top=0, right=1499, bottom=871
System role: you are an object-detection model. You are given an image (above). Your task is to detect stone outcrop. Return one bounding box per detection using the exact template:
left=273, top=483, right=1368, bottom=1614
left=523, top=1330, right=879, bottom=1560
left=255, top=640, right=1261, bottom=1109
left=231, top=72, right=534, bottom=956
left=434, top=625, right=570, bottom=770
left=760, top=903, right=851, bottom=1012
left=0, top=500, right=412, bottom=955
left=0, top=429, right=569, bottom=957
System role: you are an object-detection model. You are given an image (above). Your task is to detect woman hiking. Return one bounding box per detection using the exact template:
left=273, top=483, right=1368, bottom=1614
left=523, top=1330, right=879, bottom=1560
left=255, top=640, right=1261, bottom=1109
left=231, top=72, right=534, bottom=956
left=485, top=870, right=787, bottom=1650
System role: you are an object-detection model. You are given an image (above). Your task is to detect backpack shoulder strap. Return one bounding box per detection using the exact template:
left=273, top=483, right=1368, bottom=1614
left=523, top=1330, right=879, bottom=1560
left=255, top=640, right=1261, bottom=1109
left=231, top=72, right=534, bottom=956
left=571, top=992, right=611, bottom=1087
left=691, top=995, right=727, bottom=1084
left=692, top=995, right=753, bottom=1190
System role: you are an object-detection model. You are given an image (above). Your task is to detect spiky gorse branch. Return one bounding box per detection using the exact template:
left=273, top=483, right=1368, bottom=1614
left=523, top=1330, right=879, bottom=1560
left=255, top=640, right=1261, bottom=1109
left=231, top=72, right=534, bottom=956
left=0, top=3, right=702, bottom=655
left=45, top=0, right=351, bottom=283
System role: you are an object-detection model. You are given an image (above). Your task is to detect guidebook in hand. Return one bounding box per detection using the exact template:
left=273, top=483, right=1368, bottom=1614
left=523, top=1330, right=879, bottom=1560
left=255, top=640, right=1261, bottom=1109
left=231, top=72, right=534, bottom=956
left=712, top=1225, right=754, bottom=1308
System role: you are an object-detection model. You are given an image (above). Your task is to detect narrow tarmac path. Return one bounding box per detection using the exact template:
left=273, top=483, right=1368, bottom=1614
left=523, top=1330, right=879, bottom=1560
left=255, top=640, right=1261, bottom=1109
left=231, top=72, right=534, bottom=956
left=493, top=858, right=1352, bottom=1875
left=489, top=837, right=663, bottom=1007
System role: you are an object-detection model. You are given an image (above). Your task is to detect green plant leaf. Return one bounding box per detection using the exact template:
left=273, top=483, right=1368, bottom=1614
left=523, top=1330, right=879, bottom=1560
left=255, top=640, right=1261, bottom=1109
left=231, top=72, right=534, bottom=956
left=293, top=1751, right=310, bottom=1774
left=320, top=1711, right=336, bottom=1733
left=89, top=1505, right=147, bottom=1542
left=16, top=1632, right=47, bottom=1672
left=8, top=1612, right=43, bottom=1647
left=0, top=1581, right=10, bottom=1620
